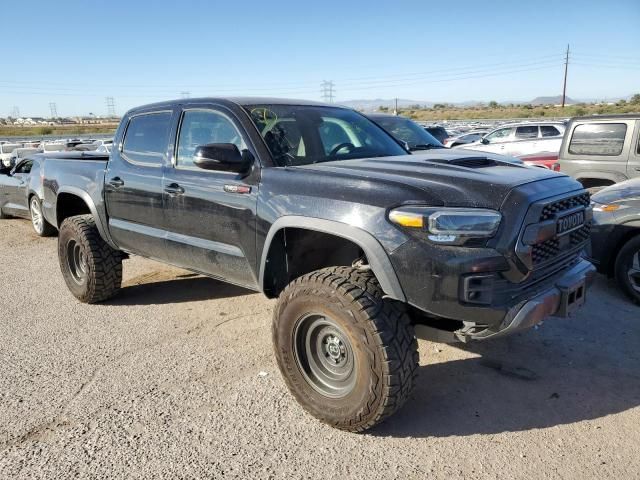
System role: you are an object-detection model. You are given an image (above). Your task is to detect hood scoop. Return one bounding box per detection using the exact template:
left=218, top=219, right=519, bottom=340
left=439, top=156, right=499, bottom=168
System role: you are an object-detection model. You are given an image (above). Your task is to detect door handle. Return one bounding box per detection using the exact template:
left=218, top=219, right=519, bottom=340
left=108, top=177, right=124, bottom=188
left=164, top=183, right=185, bottom=196
left=635, top=167, right=640, bottom=172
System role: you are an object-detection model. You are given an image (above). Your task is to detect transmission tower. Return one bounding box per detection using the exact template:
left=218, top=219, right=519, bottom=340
left=105, top=97, right=116, bottom=116
left=49, top=102, right=58, bottom=119
left=320, top=80, right=335, bottom=103
left=180, top=91, right=191, bottom=99
left=11, top=106, right=20, bottom=118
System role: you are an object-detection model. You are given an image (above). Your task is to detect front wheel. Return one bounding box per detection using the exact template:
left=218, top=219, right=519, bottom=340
left=615, top=235, right=640, bottom=305
left=272, top=266, right=418, bottom=432
left=58, top=215, right=123, bottom=303
left=30, top=196, right=56, bottom=237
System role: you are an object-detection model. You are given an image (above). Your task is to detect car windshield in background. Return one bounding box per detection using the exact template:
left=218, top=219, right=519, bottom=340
left=245, top=105, right=407, bottom=166
left=373, top=116, right=443, bottom=151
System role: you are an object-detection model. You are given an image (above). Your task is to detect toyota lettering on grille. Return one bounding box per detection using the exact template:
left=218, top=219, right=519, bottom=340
left=556, top=210, right=585, bottom=235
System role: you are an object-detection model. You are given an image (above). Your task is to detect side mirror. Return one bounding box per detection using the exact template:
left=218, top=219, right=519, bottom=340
left=193, top=143, right=253, bottom=174
left=480, top=137, right=489, bottom=145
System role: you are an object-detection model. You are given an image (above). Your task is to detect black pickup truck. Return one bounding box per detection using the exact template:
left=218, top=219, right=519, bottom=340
left=39, top=98, right=595, bottom=432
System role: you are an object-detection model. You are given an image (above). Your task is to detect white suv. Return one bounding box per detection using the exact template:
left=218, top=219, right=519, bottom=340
left=457, top=122, right=566, bottom=156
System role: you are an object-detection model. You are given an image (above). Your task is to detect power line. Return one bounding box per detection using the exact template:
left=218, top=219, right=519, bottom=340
left=320, top=80, right=335, bottom=103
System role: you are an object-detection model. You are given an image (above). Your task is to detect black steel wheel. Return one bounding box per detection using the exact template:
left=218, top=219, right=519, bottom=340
left=273, top=266, right=418, bottom=432
left=58, top=215, right=123, bottom=303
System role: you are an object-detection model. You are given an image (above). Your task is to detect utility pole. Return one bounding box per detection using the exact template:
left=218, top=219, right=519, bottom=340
left=49, top=102, right=58, bottom=119
left=180, top=91, right=191, bottom=99
left=105, top=96, right=116, bottom=117
left=394, top=98, right=398, bottom=115
left=561, top=44, right=570, bottom=108
left=320, top=80, right=335, bottom=103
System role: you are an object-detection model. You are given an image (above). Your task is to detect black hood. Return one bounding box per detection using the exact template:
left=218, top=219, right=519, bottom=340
left=294, top=151, right=564, bottom=210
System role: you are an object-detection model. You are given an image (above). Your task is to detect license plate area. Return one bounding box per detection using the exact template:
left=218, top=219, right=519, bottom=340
left=557, top=279, right=586, bottom=317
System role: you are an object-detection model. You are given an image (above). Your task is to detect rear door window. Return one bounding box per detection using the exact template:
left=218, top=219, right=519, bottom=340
left=122, top=111, right=172, bottom=165
left=484, top=127, right=513, bottom=142
left=515, top=126, right=539, bottom=139
left=568, top=123, right=627, bottom=156
left=541, top=125, right=562, bottom=137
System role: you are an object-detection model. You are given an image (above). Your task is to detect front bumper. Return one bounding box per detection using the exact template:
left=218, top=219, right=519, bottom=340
left=460, top=258, right=595, bottom=340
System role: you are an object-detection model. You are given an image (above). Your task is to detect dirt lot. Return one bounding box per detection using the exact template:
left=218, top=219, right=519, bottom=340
left=0, top=218, right=639, bottom=479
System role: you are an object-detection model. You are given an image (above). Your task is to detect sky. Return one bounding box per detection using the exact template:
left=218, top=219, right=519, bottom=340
left=1, top=0, right=639, bottom=117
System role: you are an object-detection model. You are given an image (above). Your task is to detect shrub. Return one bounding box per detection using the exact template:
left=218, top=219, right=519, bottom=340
left=37, top=127, right=53, bottom=135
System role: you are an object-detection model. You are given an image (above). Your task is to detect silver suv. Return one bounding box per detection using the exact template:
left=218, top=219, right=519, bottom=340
left=458, top=121, right=566, bottom=156
left=559, top=114, right=640, bottom=189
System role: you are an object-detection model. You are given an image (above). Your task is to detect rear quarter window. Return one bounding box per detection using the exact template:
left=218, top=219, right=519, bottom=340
left=568, top=123, right=627, bottom=156
left=541, top=125, right=562, bottom=137
left=122, top=111, right=172, bottom=165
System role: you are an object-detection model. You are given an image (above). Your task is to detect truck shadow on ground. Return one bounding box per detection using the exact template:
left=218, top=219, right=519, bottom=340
left=106, top=273, right=253, bottom=306
left=373, top=277, right=640, bottom=438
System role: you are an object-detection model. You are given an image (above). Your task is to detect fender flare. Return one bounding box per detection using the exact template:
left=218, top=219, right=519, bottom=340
left=259, top=216, right=405, bottom=302
left=56, top=187, right=115, bottom=248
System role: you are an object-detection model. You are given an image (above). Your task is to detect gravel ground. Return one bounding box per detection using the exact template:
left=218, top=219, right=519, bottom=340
left=0, top=218, right=639, bottom=479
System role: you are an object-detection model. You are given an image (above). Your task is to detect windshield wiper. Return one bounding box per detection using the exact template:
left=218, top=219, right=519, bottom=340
left=409, top=144, right=444, bottom=151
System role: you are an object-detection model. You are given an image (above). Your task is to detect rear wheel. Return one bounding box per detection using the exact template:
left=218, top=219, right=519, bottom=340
left=0, top=207, right=8, bottom=219
left=272, top=266, right=418, bottom=432
left=58, top=215, right=123, bottom=303
left=615, top=235, right=640, bottom=305
left=30, top=196, right=56, bottom=237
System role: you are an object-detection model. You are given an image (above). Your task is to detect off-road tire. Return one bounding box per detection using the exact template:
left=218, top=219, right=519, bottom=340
left=614, top=235, right=640, bottom=305
left=29, top=196, right=56, bottom=237
left=58, top=214, right=123, bottom=303
left=273, top=266, right=418, bottom=432
left=0, top=208, right=8, bottom=219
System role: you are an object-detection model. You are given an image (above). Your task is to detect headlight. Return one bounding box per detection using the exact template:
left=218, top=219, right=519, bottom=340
left=389, top=206, right=501, bottom=243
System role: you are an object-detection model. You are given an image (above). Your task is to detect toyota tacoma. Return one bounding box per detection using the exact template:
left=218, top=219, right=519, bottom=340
left=38, top=98, right=595, bottom=432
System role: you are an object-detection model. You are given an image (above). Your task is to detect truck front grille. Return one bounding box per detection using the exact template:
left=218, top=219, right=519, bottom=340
left=516, top=191, right=592, bottom=271
left=531, top=223, right=591, bottom=265
left=540, top=192, right=590, bottom=221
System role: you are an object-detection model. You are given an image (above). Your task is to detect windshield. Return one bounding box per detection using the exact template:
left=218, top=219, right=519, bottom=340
left=245, top=105, right=407, bottom=166
left=372, top=116, right=443, bottom=149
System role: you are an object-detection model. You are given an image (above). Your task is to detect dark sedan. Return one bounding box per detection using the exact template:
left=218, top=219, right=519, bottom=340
left=0, top=156, right=56, bottom=236
left=367, top=113, right=444, bottom=151
left=589, top=178, right=640, bottom=303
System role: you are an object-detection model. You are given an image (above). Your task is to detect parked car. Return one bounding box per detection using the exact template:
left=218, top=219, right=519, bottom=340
left=5, top=147, right=40, bottom=169
left=0, top=143, right=22, bottom=167
left=41, top=143, right=66, bottom=154
left=424, top=125, right=449, bottom=144
left=588, top=178, right=640, bottom=303
left=559, top=114, right=640, bottom=190
left=367, top=114, right=443, bottom=150
left=39, top=97, right=594, bottom=432
left=0, top=155, right=56, bottom=236
left=444, top=130, right=489, bottom=148
left=518, top=152, right=561, bottom=171
left=459, top=122, right=566, bottom=157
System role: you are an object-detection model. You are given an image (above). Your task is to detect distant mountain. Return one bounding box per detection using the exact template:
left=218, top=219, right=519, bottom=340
left=529, top=95, right=577, bottom=105
left=337, top=94, right=629, bottom=111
